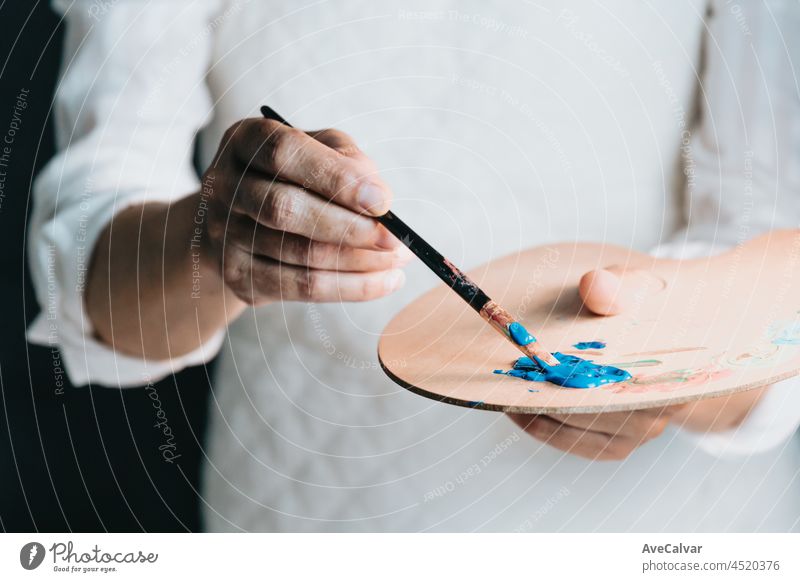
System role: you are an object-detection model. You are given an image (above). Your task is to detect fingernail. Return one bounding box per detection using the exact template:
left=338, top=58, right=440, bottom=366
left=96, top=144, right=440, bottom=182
left=384, top=269, right=406, bottom=293
left=359, top=182, right=388, bottom=215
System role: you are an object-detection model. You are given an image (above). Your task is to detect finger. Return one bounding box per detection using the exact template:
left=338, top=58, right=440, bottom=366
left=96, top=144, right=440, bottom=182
left=225, top=216, right=413, bottom=272
left=232, top=175, right=400, bottom=251
left=668, top=390, right=764, bottom=432
left=308, top=128, right=366, bottom=159
left=230, top=118, right=392, bottom=215
left=515, top=415, right=638, bottom=461
left=222, top=249, right=406, bottom=304
left=547, top=409, right=671, bottom=441
left=547, top=407, right=675, bottom=432
left=663, top=403, right=691, bottom=425
left=579, top=268, right=628, bottom=315
left=579, top=266, right=661, bottom=316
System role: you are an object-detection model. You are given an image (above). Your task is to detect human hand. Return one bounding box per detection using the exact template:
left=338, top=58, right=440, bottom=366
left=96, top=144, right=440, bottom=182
left=578, top=264, right=767, bottom=433
left=508, top=262, right=767, bottom=460
left=508, top=407, right=676, bottom=461
left=199, top=118, right=411, bottom=305
left=507, top=264, right=676, bottom=461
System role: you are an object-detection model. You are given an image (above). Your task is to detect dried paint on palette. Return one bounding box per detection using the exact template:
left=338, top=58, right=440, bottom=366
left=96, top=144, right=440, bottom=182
left=769, top=320, right=800, bottom=345
left=727, top=316, right=800, bottom=367
left=726, top=345, right=782, bottom=368
left=608, top=365, right=731, bottom=394
left=610, top=359, right=661, bottom=368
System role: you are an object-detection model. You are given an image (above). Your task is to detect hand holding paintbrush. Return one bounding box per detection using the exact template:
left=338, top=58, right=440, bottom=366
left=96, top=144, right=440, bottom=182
left=260, top=106, right=560, bottom=367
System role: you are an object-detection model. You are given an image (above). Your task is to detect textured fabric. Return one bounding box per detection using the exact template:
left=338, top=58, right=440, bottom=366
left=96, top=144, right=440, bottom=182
left=28, top=0, right=226, bottom=386
left=30, top=0, right=800, bottom=531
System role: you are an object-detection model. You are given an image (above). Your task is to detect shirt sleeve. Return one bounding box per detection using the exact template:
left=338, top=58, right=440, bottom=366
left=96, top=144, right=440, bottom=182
left=653, top=0, right=800, bottom=454
left=28, top=0, right=225, bottom=388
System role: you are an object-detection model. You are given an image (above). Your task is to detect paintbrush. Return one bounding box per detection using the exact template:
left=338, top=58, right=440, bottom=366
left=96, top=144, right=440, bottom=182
left=260, top=105, right=560, bottom=367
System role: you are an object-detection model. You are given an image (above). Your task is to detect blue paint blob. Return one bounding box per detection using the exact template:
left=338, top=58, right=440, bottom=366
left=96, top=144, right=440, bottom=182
left=494, top=352, right=631, bottom=389
left=572, top=341, right=606, bottom=350
left=508, top=322, right=536, bottom=346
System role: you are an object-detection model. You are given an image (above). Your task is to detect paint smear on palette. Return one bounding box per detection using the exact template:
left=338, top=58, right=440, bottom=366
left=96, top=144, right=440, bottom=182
left=494, top=352, right=631, bottom=389
left=608, top=365, right=731, bottom=394
left=622, top=347, right=706, bottom=357
left=573, top=341, right=606, bottom=350
left=726, top=318, right=800, bottom=368
left=610, top=359, right=661, bottom=368
left=769, top=320, right=800, bottom=345
left=726, top=344, right=783, bottom=368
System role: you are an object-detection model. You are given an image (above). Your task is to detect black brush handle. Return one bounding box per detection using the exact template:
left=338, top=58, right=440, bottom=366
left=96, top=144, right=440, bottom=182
left=376, top=211, right=490, bottom=310
left=259, top=106, right=491, bottom=311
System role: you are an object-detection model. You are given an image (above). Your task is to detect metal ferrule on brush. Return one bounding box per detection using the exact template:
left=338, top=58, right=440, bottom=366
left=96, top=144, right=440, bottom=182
left=479, top=301, right=560, bottom=367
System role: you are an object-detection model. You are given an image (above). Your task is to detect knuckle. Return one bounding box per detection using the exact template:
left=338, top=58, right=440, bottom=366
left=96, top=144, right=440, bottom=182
left=259, top=118, right=284, bottom=135
left=308, top=242, right=333, bottom=267
left=606, top=441, right=633, bottom=461
left=222, top=120, right=245, bottom=143
left=328, top=129, right=362, bottom=157
left=206, top=217, right=225, bottom=245
left=229, top=182, right=249, bottom=215
left=646, top=418, right=668, bottom=439
left=345, top=219, right=380, bottom=247
left=264, top=124, right=302, bottom=170
left=235, top=178, right=268, bottom=217
left=222, top=254, right=246, bottom=288
left=297, top=269, right=318, bottom=300
left=360, top=274, right=385, bottom=299
left=320, top=127, right=347, bottom=140
left=221, top=241, right=286, bottom=306
left=337, top=143, right=363, bottom=158
left=263, top=188, right=298, bottom=230
left=222, top=254, right=260, bottom=306
left=328, top=163, right=359, bottom=200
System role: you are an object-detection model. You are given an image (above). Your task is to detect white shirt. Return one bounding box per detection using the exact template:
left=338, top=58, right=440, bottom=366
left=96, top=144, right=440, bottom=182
left=30, top=0, right=800, bottom=531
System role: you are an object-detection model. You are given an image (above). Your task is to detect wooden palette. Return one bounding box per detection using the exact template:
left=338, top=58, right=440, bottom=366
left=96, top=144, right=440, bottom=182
left=378, top=232, right=800, bottom=413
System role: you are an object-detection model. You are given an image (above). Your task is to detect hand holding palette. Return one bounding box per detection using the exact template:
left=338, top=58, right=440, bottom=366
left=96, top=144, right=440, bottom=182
left=378, top=231, right=800, bottom=413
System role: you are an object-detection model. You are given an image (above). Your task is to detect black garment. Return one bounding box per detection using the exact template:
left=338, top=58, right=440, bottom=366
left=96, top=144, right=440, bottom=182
left=0, top=3, right=211, bottom=532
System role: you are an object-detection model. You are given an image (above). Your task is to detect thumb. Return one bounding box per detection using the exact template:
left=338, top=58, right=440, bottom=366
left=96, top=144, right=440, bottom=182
left=579, top=266, right=657, bottom=316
